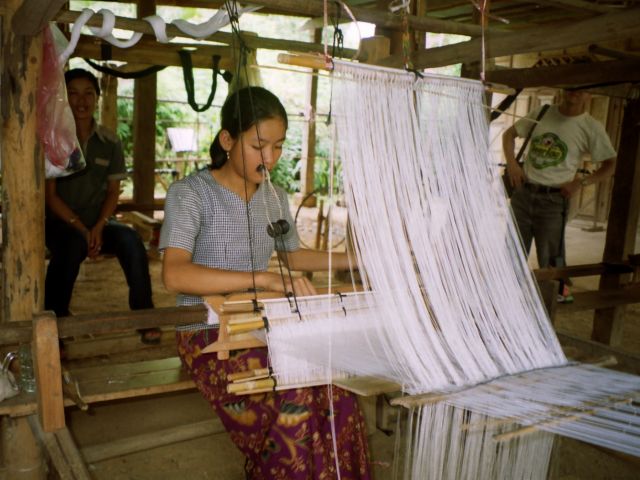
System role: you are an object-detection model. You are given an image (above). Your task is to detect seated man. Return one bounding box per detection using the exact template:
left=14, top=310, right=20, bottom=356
left=44, top=68, right=159, bottom=344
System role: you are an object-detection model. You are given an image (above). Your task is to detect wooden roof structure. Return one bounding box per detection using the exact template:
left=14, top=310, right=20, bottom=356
left=1, top=1, right=640, bottom=476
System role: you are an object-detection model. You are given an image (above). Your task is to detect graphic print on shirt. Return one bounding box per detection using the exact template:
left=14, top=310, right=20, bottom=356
left=527, top=132, right=568, bottom=169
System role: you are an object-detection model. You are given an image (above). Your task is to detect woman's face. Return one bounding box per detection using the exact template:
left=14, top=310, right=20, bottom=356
left=223, top=117, right=287, bottom=185
left=67, top=77, right=98, bottom=122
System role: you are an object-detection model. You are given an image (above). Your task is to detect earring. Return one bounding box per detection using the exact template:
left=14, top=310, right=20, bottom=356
left=226, top=151, right=230, bottom=160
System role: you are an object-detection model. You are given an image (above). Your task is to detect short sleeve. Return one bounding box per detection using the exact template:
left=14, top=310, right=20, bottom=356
left=274, top=187, right=300, bottom=252
left=107, top=138, right=127, bottom=181
left=587, top=119, right=616, bottom=163
left=159, top=180, right=203, bottom=253
left=513, top=106, right=543, bottom=138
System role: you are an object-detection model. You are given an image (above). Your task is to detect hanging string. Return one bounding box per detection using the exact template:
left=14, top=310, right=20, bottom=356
left=179, top=51, right=224, bottom=112
left=83, top=57, right=166, bottom=79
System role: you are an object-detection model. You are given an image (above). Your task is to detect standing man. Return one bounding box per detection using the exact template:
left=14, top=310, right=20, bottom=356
left=502, top=89, right=616, bottom=299
left=45, top=68, right=159, bottom=344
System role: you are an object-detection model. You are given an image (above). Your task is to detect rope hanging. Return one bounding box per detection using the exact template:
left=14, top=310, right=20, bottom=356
left=83, top=57, right=166, bottom=79
left=179, top=51, right=232, bottom=112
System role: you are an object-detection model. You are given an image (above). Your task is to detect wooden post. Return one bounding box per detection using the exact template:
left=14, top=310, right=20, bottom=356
left=132, top=0, right=157, bottom=217
left=359, top=35, right=391, bottom=64
left=592, top=98, right=640, bottom=345
left=33, top=312, right=64, bottom=432
left=100, top=68, right=118, bottom=132
left=1, top=417, right=45, bottom=479
left=375, top=0, right=406, bottom=58
left=1, top=0, right=45, bottom=323
left=294, top=28, right=321, bottom=208
left=1, top=2, right=46, bottom=476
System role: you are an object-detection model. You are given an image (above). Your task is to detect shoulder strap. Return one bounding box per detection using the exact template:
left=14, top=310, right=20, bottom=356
left=515, top=104, right=550, bottom=164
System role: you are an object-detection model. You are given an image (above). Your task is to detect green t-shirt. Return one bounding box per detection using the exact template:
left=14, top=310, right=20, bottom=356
left=54, top=124, right=127, bottom=227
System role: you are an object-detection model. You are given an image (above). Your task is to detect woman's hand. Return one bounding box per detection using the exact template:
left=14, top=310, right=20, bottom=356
left=257, top=271, right=317, bottom=296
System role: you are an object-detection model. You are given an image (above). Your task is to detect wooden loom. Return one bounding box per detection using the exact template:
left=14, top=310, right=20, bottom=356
left=200, top=286, right=400, bottom=397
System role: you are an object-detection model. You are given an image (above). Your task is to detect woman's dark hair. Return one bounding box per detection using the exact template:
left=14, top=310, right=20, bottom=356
left=64, top=68, right=101, bottom=96
left=209, top=86, right=288, bottom=169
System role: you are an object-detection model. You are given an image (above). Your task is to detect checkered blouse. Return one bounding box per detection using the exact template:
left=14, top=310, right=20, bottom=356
left=159, top=169, right=299, bottom=307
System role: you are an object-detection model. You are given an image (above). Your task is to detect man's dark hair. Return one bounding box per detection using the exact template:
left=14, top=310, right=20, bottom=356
left=64, top=68, right=101, bottom=96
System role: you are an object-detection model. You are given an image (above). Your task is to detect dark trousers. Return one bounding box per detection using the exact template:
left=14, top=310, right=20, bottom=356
left=510, top=186, right=568, bottom=269
left=45, top=219, right=154, bottom=317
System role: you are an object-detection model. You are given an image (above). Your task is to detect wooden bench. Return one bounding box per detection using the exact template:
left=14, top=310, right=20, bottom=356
left=0, top=306, right=210, bottom=478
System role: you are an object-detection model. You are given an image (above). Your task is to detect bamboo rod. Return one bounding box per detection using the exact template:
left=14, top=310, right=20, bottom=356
left=227, top=377, right=275, bottom=394
left=226, top=319, right=266, bottom=335
left=227, top=368, right=270, bottom=382
left=277, top=52, right=516, bottom=95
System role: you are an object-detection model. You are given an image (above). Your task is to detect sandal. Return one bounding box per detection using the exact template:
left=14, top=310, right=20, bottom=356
left=138, top=328, right=162, bottom=345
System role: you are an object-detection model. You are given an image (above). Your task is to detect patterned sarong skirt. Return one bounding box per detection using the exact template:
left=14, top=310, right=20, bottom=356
left=176, top=327, right=371, bottom=479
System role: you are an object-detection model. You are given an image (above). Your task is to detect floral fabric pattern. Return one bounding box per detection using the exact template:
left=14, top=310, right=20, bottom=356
left=177, top=329, right=371, bottom=479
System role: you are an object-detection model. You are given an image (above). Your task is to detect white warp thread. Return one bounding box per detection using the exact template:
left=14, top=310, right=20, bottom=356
left=260, top=60, right=640, bottom=471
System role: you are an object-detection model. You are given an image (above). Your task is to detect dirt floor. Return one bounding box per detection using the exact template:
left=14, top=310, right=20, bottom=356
left=46, top=208, right=640, bottom=478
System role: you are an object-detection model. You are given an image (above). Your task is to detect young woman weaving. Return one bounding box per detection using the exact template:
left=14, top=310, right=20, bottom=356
left=159, top=86, right=370, bottom=479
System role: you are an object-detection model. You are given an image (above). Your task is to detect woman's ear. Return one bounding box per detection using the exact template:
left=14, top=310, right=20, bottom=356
left=219, top=129, right=235, bottom=153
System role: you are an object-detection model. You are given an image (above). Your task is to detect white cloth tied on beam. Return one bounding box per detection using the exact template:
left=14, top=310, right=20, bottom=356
left=59, top=4, right=263, bottom=64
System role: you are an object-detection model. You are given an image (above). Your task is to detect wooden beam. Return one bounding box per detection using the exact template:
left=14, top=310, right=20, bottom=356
left=10, top=0, right=67, bottom=36
left=557, top=332, right=640, bottom=375
left=589, top=44, right=640, bottom=61
left=592, top=98, right=640, bottom=345
left=382, top=7, right=640, bottom=69
left=513, top=0, right=614, bottom=15
left=0, top=306, right=208, bottom=347
left=1, top=0, right=45, bottom=323
left=230, top=0, right=486, bottom=37
left=55, top=9, right=358, bottom=59
left=485, top=59, right=640, bottom=89
left=74, top=35, right=234, bottom=69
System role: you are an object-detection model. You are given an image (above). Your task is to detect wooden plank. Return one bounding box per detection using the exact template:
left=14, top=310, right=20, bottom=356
left=75, top=35, right=233, bottom=69
left=557, top=332, right=640, bottom=375
left=54, top=428, right=91, bottom=480
left=33, top=313, right=65, bottom=432
left=485, top=59, right=640, bottom=89
left=334, top=376, right=400, bottom=397
left=0, top=357, right=197, bottom=417
left=386, top=7, right=640, bottom=69
left=27, top=415, right=74, bottom=480
left=559, top=284, right=640, bottom=313
left=533, top=262, right=633, bottom=281
left=592, top=98, right=640, bottom=345
left=0, top=305, right=207, bottom=347
left=67, top=357, right=193, bottom=399
left=81, top=419, right=225, bottom=463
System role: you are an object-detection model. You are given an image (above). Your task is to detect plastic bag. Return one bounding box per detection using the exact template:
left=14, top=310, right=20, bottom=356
left=0, top=352, right=19, bottom=402
left=37, top=24, right=86, bottom=178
